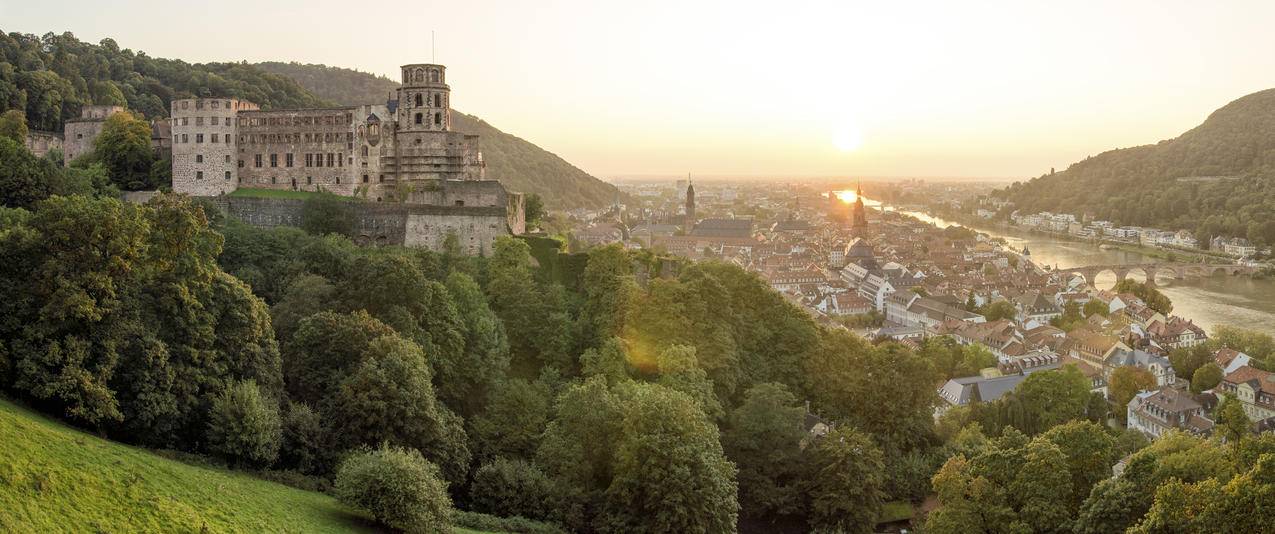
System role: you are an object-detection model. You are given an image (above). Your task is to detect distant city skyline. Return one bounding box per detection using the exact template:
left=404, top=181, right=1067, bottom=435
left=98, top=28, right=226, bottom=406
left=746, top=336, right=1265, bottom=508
left=4, top=0, right=1275, bottom=179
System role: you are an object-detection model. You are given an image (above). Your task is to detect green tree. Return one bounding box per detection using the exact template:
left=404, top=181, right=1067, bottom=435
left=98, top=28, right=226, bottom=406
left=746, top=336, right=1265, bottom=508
left=328, top=335, right=471, bottom=484
left=205, top=379, right=282, bottom=466
left=523, top=193, right=545, bottom=228
left=1039, top=420, right=1117, bottom=509
left=1191, top=363, right=1224, bottom=393
left=1170, top=344, right=1215, bottom=381
left=439, top=271, right=510, bottom=417
left=333, top=445, right=453, bottom=534
left=0, top=109, right=27, bottom=143
left=468, top=458, right=557, bottom=522
left=470, top=377, right=553, bottom=461
left=299, top=190, right=355, bottom=237
left=979, top=300, right=1017, bottom=321
left=282, top=310, right=395, bottom=405
left=1082, top=299, right=1109, bottom=318
left=90, top=111, right=156, bottom=190
left=722, top=382, right=807, bottom=517
left=534, top=378, right=625, bottom=530
left=1112, top=279, right=1172, bottom=315
left=0, top=136, right=56, bottom=208
left=598, top=383, right=738, bottom=534
left=1108, top=366, right=1157, bottom=423
left=804, top=426, right=886, bottom=534
left=280, top=401, right=326, bottom=474
left=1217, top=397, right=1251, bottom=444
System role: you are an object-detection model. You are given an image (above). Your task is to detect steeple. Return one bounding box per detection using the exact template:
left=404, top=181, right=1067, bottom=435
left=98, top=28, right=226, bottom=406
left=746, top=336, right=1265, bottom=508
left=851, top=181, right=867, bottom=233
left=685, top=173, right=696, bottom=230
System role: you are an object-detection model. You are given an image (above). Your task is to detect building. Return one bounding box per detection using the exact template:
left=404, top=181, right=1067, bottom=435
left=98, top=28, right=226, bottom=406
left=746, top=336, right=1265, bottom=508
left=850, top=182, right=867, bottom=234
left=937, top=374, right=1027, bottom=416
left=1127, top=387, right=1212, bottom=439
left=63, top=105, right=126, bottom=162
left=691, top=218, right=754, bottom=238
left=168, top=62, right=524, bottom=254
left=684, top=179, right=696, bottom=229
left=24, top=130, right=63, bottom=158
left=171, top=63, right=484, bottom=200
left=1217, top=365, right=1275, bottom=422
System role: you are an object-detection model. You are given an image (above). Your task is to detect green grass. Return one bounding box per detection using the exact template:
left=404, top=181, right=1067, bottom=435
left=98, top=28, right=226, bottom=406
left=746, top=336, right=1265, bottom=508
left=228, top=188, right=331, bottom=200
left=878, top=500, right=916, bottom=524
left=0, top=398, right=378, bottom=533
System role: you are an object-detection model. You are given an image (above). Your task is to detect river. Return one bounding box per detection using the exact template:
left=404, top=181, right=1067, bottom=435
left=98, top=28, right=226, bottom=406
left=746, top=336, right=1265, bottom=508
left=862, top=196, right=1275, bottom=333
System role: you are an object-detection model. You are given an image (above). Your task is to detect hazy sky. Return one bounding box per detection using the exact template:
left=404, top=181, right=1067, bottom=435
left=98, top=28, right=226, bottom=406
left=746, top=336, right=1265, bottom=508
left=4, top=0, right=1275, bottom=180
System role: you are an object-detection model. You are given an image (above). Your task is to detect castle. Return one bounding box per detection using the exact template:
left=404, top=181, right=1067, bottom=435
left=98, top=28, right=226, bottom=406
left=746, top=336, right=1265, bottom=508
left=168, top=63, right=525, bottom=254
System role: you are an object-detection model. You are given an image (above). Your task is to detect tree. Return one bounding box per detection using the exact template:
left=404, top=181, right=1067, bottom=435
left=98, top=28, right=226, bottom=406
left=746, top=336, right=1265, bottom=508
left=299, top=190, right=355, bottom=237
left=523, top=193, right=545, bottom=228
left=598, top=383, right=738, bottom=534
left=333, top=445, right=453, bottom=534
left=1082, top=299, right=1109, bottom=318
left=1039, top=420, right=1117, bottom=509
left=328, top=335, right=471, bottom=485
left=468, top=458, right=557, bottom=522
left=979, top=300, right=1017, bottom=322
left=1108, top=366, right=1157, bottom=423
left=722, top=382, right=807, bottom=518
left=90, top=111, right=156, bottom=190
left=1112, top=279, right=1172, bottom=315
left=1170, top=344, right=1215, bottom=381
left=0, top=136, right=56, bottom=208
left=0, top=109, right=27, bottom=143
left=280, top=401, right=326, bottom=474
left=1191, top=363, right=1224, bottom=393
left=1217, top=397, right=1251, bottom=444
left=535, top=377, right=625, bottom=530
left=439, top=271, right=510, bottom=417
left=804, top=426, right=886, bottom=534
left=470, top=377, right=552, bottom=460
left=282, top=310, right=395, bottom=405
left=205, top=379, right=282, bottom=466
left=580, top=244, right=637, bottom=350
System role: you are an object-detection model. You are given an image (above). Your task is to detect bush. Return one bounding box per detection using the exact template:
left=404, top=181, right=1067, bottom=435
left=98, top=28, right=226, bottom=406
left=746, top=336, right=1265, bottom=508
left=452, top=510, right=566, bottom=534
left=205, top=380, right=282, bottom=466
left=280, top=402, right=326, bottom=474
left=333, top=445, right=452, bottom=534
left=468, top=458, right=556, bottom=521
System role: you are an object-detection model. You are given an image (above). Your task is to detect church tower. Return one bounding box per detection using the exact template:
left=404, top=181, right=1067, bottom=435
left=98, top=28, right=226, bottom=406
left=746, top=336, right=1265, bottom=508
left=851, top=182, right=868, bottom=233
left=685, top=176, right=696, bottom=230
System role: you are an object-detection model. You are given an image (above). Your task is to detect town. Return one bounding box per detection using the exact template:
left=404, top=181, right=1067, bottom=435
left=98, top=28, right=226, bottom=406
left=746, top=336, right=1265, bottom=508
left=562, top=177, right=1275, bottom=442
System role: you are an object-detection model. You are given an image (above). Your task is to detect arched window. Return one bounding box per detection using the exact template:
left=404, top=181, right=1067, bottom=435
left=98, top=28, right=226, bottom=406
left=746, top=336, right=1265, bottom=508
left=434, top=94, right=441, bottom=107
left=414, top=94, right=422, bottom=107
left=434, top=112, right=441, bottom=126
left=415, top=113, right=423, bottom=125
left=414, top=68, right=424, bottom=83
left=362, top=145, right=369, bottom=157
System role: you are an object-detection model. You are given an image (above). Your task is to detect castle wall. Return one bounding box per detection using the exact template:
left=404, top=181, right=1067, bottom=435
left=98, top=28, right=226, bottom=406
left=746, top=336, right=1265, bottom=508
left=25, top=130, right=63, bottom=158
left=63, top=119, right=106, bottom=162
left=206, top=196, right=510, bottom=254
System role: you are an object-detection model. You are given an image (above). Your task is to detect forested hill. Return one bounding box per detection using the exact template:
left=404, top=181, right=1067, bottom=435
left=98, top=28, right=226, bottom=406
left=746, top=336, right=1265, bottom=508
left=995, top=88, right=1275, bottom=245
left=257, top=61, right=622, bottom=210
left=0, top=31, right=329, bottom=131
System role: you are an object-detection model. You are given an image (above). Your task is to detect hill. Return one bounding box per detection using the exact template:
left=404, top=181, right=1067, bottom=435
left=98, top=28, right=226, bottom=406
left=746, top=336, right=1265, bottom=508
left=995, top=88, right=1275, bottom=245
left=0, top=397, right=376, bottom=533
left=0, top=31, right=329, bottom=132
left=256, top=61, right=622, bottom=209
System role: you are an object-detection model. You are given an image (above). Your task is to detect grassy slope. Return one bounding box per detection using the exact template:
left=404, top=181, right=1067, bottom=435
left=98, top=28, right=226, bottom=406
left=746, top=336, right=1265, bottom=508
left=0, top=398, right=375, bottom=533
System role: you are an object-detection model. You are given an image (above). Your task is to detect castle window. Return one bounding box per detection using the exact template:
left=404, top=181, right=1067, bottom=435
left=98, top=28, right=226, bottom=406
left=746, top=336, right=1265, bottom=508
left=362, top=145, right=369, bottom=157
left=434, top=94, right=441, bottom=107
left=225, top=155, right=231, bottom=163
left=226, top=135, right=232, bottom=144
left=455, top=200, right=464, bottom=207
left=181, top=101, right=188, bottom=110
left=212, top=134, right=219, bottom=143
left=196, top=171, right=203, bottom=180
left=271, top=176, right=276, bottom=184
left=363, top=174, right=369, bottom=183
left=211, top=100, right=219, bottom=109
left=291, top=178, right=297, bottom=190
left=196, top=134, right=204, bottom=143
left=430, top=69, right=439, bottom=82
left=327, top=153, right=334, bottom=167
left=224, top=171, right=231, bottom=180
left=254, top=154, right=262, bottom=168
left=415, top=113, right=422, bottom=125
left=270, top=154, right=278, bottom=167
left=414, top=94, right=422, bottom=107
left=434, top=113, right=441, bottom=126
left=306, top=176, right=312, bottom=185
left=196, top=117, right=203, bottom=126
left=286, top=153, right=294, bottom=167
left=238, top=159, right=244, bottom=168
left=196, top=101, right=204, bottom=110
left=211, top=116, right=219, bottom=125
left=336, top=177, right=341, bottom=184
left=196, top=155, right=203, bottom=163
left=225, top=101, right=231, bottom=108
left=378, top=175, right=384, bottom=183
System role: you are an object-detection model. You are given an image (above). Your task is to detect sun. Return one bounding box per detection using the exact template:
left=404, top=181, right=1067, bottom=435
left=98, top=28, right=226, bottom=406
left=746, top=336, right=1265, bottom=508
left=833, top=127, right=863, bottom=152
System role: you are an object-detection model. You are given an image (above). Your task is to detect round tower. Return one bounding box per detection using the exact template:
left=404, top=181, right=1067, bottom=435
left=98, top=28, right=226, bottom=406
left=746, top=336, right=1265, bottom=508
left=397, top=64, right=451, bottom=132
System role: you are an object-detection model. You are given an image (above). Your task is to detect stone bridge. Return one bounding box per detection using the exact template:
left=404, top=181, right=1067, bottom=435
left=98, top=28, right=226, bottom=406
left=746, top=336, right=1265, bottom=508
left=1051, top=262, right=1258, bottom=287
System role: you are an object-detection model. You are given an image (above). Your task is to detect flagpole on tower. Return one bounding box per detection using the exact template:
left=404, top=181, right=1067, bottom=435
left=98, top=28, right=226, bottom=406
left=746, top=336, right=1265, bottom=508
left=432, top=31, right=436, bottom=63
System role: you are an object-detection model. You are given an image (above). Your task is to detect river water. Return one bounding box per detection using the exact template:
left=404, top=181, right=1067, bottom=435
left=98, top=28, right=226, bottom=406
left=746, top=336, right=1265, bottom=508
left=862, top=197, right=1275, bottom=333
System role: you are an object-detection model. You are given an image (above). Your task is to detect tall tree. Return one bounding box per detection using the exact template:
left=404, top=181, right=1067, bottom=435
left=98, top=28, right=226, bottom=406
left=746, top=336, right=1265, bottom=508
left=88, top=111, right=156, bottom=189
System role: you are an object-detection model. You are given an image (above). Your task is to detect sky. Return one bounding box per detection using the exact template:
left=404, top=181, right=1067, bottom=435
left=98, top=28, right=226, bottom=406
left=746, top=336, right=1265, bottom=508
left=4, top=0, right=1275, bottom=181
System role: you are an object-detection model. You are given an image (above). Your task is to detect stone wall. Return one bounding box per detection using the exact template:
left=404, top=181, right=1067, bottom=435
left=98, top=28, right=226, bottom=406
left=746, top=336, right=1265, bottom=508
left=237, top=108, right=357, bottom=194
left=63, top=119, right=106, bottom=162
left=206, top=195, right=513, bottom=254
left=172, top=98, right=255, bottom=196
left=25, top=130, right=62, bottom=158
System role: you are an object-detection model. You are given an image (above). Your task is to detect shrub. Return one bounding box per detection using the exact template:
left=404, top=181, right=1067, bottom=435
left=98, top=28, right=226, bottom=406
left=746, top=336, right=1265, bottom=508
left=280, top=402, right=326, bottom=474
left=205, top=380, right=282, bottom=466
left=468, top=458, right=556, bottom=521
left=333, top=445, right=452, bottom=534
left=452, top=511, right=566, bottom=534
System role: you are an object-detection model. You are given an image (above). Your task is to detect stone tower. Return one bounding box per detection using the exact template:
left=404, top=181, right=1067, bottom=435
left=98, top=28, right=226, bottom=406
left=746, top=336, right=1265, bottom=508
left=685, top=177, right=696, bottom=229
left=397, top=64, right=450, bottom=132
left=851, top=182, right=868, bottom=233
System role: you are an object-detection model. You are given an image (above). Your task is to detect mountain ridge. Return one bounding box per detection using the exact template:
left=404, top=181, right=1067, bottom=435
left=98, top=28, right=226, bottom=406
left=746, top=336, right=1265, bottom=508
left=995, top=87, right=1275, bottom=245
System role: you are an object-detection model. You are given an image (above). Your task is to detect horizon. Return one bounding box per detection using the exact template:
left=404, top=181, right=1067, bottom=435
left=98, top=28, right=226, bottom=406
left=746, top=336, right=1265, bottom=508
left=4, top=0, right=1275, bottom=180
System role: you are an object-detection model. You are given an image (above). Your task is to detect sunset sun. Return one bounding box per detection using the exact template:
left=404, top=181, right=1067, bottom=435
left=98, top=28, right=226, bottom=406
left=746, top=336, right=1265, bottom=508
left=833, top=127, right=863, bottom=152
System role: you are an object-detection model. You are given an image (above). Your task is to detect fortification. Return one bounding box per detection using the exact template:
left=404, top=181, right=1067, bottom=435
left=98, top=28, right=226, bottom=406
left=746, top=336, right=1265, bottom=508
left=170, top=62, right=522, bottom=253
